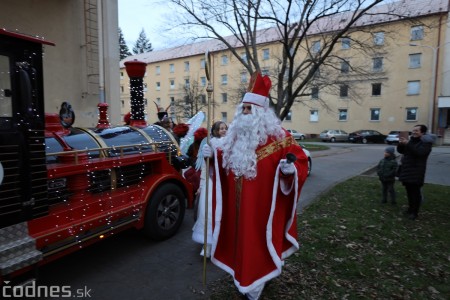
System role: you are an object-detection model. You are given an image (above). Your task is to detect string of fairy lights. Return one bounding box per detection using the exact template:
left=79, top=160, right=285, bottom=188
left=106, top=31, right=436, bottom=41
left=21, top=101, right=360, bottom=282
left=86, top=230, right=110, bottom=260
left=41, top=65, right=179, bottom=247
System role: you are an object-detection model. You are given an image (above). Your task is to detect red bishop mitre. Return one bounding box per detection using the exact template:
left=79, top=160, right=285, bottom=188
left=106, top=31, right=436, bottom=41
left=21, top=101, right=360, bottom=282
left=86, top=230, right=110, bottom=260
left=242, top=72, right=271, bottom=108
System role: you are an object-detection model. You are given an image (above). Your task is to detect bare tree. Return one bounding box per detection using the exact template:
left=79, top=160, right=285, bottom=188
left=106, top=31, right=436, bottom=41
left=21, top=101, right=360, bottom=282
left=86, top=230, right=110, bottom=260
left=167, top=0, right=425, bottom=120
left=173, top=80, right=209, bottom=119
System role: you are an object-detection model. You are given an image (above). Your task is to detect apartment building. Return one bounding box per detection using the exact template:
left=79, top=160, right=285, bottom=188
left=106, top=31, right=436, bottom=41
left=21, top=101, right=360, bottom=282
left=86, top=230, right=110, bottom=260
left=0, top=0, right=120, bottom=127
left=120, top=0, right=450, bottom=143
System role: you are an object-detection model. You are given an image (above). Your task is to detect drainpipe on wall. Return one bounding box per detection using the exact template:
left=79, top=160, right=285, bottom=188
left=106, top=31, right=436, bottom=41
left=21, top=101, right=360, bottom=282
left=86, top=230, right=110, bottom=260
left=97, top=0, right=105, bottom=103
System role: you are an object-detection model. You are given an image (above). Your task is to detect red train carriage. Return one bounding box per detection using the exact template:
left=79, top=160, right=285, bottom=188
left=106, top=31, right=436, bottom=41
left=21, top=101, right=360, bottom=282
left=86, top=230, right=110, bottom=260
left=0, top=29, right=193, bottom=285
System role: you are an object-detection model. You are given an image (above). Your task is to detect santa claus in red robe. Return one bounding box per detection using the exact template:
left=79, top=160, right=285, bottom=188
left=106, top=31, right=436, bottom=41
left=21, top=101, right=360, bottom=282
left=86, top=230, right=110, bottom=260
left=203, top=72, right=308, bottom=299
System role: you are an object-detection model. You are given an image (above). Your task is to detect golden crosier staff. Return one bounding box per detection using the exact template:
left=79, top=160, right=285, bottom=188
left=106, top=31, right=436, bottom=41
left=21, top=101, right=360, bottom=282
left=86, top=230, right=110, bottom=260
left=203, top=51, right=213, bottom=286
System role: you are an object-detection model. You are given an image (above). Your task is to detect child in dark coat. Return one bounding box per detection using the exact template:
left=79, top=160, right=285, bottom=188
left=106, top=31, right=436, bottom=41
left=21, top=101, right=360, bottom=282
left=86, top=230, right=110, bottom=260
left=377, top=146, right=398, bottom=204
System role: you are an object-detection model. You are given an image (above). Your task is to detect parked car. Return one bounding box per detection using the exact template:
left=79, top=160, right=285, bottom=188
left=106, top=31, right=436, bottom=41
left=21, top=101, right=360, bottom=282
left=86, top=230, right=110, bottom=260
left=319, top=129, right=349, bottom=142
left=348, top=130, right=387, bottom=144
left=300, top=145, right=312, bottom=176
left=385, top=130, right=411, bottom=144
left=287, top=129, right=306, bottom=140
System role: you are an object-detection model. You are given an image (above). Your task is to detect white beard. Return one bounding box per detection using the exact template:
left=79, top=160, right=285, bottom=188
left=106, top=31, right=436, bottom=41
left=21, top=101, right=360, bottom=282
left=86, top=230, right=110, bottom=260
left=222, top=114, right=259, bottom=179
left=221, top=104, right=285, bottom=180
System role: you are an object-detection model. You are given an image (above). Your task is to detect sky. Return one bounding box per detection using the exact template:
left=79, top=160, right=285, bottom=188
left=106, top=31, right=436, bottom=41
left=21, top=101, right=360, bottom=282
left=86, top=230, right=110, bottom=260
left=118, top=0, right=182, bottom=51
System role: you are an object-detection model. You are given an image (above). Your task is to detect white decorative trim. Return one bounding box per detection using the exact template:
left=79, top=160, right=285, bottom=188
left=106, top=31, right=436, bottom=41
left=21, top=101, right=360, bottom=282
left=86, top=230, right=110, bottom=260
left=242, top=92, right=269, bottom=108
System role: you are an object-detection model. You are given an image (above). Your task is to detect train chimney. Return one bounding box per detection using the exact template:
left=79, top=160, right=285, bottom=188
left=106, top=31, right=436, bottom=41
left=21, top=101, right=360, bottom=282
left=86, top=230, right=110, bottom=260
left=124, top=60, right=147, bottom=127
left=96, top=102, right=111, bottom=129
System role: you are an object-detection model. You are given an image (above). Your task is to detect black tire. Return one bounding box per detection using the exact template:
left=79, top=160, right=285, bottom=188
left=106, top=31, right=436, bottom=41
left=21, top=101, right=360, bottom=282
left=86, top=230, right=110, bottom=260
left=143, top=183, right=185, bottom=241
left=362, top=138, right=368, bottom=144
left=330, top=137, right=336, bottom=143
left=300, top=135, right=305, bottom=140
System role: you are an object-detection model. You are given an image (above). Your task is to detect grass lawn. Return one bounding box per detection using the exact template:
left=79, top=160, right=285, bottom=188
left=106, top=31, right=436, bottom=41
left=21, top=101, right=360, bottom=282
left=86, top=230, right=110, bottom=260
left=208, top=176, right=450, bottom=299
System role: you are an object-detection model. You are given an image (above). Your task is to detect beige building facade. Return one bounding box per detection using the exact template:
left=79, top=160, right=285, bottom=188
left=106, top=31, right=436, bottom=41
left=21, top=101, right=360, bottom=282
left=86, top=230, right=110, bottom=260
left=0, top=0, right=121, bottom=127
left=120, top=0, right=450, bottom=143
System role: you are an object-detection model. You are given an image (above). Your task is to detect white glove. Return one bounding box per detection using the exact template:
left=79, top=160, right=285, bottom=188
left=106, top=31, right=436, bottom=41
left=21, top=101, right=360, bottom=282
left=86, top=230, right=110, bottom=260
left=202, top=144, right=213, bottom=158
left=280, top=160, right=295, bottom=175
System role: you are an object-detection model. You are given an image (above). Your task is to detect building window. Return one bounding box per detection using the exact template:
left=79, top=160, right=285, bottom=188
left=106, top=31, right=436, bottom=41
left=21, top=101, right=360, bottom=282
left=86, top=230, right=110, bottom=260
left=311, top=87, right=319, bottom=99
left=120, top=72, right=124, bottom=79
left=241, top=72, right=248, bottom=83
left=221, top=74, right=228, bottom=85
left=120, top=86, right=124, bottom=93
left=261, top=68, right=270, bottom=76
left=373, top=32, right=384, bottom=45
left=200, top=94, right=206, bottom=104
left=200, top=77, right=206, bottom=87
left=169, top=64, right=175, bottom=73
left=156, top=66, right=160, bottom=75
left=341, top=60, right=350, bottom=73
left=372, top=83, right=381, bottom=96
left=409, top=53, right=422, bottom=68
left=262, top=48, right=270, bottom=60
left=143, top=83, right=147, bottom=92
left=370, top=108, right=380, bottom=121
left=221, top=55, right=228, bottom=65
left=340, top=85, right=349, bottom=98
left=184, top=78, right=190, bottom=88
left=373, top=57, right=383, bottom=72
left=170, top=79, right=175, bottom=90
left=200, top=59, right=205, bottom=69
left=339, top=109, right=348, bottom=121
left=221, top=112, right=228, bottom=123
left=286, top=111, right=292, bottom=121
left=310, top=110, right=319, bottom=122
left=406, top=107, right=418, bottom=121
left=312, top=40, right=321, bottom=53
left=284, top=67, right=290, bottom=79
left=121, top=100, right=124, bottom=108
left=410, top=26, right=424, bottom=41
left=341, top=37, right=350, bottom=49
left=407, top=81, right=421, bottom=95
left=241, top=52, right=247, bottom=63
left=156, top=97, right=161, bottom=105
left=156, top=82, right=161, bottom=90
left=184, top=61, right=190, bottom=72
left=221, top=93, right=228, bottom=103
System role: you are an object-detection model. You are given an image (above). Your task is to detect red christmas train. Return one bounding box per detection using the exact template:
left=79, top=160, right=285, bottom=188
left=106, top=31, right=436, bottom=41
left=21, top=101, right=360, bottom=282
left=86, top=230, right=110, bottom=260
left=0, top=29, right=193, bottom=285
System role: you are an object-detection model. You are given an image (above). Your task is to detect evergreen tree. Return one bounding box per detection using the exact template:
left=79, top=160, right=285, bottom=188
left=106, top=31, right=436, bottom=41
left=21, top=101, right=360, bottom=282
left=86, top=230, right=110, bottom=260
left=132, top=29, right=153, bottom=54
left=118, top=27, right=131, bottom=60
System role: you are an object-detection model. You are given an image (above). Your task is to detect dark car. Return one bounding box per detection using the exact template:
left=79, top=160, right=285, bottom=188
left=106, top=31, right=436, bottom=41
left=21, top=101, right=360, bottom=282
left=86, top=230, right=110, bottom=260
left=348, top=130, right=387, bottom=144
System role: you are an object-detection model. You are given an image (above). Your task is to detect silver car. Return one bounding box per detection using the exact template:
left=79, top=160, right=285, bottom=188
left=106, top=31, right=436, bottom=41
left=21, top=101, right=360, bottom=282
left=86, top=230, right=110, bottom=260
left=319, top=129, right=349, bottom=142
left=287, top=129, right=306, bottom=140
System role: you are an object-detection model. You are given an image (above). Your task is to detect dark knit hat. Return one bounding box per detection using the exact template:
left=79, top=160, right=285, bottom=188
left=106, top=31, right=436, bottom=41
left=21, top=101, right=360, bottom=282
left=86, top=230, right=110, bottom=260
left=385, top=146, right=395, bottom=155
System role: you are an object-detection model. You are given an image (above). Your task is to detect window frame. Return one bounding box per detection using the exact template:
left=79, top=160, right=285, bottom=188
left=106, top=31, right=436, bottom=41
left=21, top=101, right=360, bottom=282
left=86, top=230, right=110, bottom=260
left=406, top=107, right=418, bottom=121
left=262, top=48, right=270, bottom=60
left=373, top=32, right=385, bottom=46
left=370, top=108, right=381, bottom=121
left=309, top=109, right=319, bottom=122
left=338, top=109, right=348, bottom=121
left=341, top=37, right=351, bottom=49
left=372, top=57, right=383, bottom=72
left=340, top=84, right=349, bottom=98
left=410, top=26, right=424, bottom=41
left=407, top=80, right=421, bottom=95
left=372, top=83, right=382, bottom=96
left=409, top=53, right=422, bottom=69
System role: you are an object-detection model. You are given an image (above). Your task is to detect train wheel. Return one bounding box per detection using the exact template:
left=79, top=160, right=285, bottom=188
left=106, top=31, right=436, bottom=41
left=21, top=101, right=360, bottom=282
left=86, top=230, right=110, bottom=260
left=143, top=183, right=185, bottom=240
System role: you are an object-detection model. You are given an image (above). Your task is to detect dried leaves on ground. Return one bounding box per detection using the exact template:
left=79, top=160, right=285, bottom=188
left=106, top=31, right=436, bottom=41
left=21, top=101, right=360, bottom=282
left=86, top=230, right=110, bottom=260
left=208, top=176, right=450, bottom=300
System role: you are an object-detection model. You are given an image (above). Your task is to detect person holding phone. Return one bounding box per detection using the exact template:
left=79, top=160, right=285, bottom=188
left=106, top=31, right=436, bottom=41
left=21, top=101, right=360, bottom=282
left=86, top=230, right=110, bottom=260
left=397, top=124, right=433, bottom=220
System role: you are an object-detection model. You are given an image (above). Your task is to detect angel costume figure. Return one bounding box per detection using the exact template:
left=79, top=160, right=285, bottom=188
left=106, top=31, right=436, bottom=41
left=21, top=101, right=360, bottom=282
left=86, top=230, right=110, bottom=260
left=203, top=72, right=308, bottom=300
left=192, top=121, right=228, bottom=257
